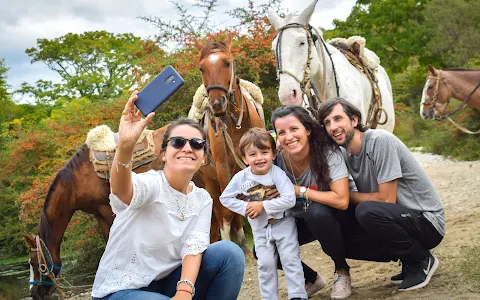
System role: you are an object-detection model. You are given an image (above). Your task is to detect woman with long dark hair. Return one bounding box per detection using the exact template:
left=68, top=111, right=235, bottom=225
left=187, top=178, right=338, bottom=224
left=270, top=105, right=353, bottom=299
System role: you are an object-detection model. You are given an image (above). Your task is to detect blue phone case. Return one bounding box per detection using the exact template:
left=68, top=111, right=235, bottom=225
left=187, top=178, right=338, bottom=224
left=135, top=66, right=185, bottom=116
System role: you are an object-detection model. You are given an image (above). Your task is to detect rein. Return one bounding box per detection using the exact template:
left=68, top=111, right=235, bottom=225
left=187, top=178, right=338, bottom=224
left=203, top=57, right=248, bottom=180
left=421, top=71, right=480, bottom=134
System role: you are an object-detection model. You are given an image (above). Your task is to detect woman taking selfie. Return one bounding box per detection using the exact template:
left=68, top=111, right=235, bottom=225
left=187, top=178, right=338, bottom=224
left=91, top=91, right=245, bottom=300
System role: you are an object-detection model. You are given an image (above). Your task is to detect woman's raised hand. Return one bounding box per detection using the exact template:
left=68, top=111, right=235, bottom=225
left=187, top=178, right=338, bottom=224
left=118, top=90, right=155, bottom=149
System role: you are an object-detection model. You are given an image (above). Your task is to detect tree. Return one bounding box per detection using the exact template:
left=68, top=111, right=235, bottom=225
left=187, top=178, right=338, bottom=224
left=0, top=58, right=9, bottom=100
left=329, top=0, right=430, bottom=73
left=0, top=59, right=20, bottom=125
left=141, top=0, right=280, bottom=48
left=21, top=31, right=155, bottom=102
left=422, top=0, right=480, bottom=67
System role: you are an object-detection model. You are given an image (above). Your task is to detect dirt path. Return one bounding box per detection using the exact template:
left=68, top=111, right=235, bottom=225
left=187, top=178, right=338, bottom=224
left=68, top=152, right=480, bottom=300
left=239, top=152, right=480, bottom=300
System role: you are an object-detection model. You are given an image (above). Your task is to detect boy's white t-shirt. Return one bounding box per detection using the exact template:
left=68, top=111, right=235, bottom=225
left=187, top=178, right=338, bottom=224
left=220, top=165, right=296, bottom=230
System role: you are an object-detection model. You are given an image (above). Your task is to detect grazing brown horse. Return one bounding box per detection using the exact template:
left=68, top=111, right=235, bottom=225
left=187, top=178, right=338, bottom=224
left=195, top=35, right=264, bottom=254
left=420, top=65, right=480, bottom=126
left=24, top=127, right=168, bottom=299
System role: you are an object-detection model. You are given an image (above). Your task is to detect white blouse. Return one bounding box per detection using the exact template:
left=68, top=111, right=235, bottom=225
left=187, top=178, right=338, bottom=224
left=91, top=170, right=213, bottom=298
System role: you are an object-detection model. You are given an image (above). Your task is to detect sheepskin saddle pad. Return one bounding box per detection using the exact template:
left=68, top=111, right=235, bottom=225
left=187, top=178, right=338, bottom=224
left=85, top=125, right=157, bottom=179
left=188, top=78, right=265, bottom=126
left=328, top=36, right=380, bottom=71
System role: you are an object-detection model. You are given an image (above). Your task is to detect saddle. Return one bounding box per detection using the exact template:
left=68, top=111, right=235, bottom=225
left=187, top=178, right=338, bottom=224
left=85, top=125, right=157, bottom=179
left=188, top=79, right=265, bottom=126
left=328, top=36, right=384, bottom=128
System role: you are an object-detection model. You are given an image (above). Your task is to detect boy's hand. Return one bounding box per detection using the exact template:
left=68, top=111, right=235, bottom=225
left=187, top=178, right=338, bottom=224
left=246, top=202, right=264, bottom=219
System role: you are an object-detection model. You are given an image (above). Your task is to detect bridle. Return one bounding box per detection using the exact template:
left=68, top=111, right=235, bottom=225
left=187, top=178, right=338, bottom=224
left=202, top=52, right=248, bottom=180
left=273, top=23, right=339, bottom=113
left=421, top=70, right=480, bottom=134
left=421, top=71, right=451, bottom=120
left=28, top=235, right=64, bottom=298
left=203, top=57, right=245, bottom=130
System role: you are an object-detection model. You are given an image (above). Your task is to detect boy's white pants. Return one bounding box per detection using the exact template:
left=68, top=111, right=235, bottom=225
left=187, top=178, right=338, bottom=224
left=253, top=216, right=307, bottom=300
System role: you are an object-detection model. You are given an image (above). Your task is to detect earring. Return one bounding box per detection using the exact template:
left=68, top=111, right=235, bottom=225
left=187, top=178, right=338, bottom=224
left=201, top=160, right=206, bottom=166
left=162, top=156, right=166, bottom=161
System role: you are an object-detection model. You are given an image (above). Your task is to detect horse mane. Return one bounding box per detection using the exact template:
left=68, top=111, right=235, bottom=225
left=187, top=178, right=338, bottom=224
left=199, top=41, right=230, bottom=60
left=39, top=144, right=90, bottom=243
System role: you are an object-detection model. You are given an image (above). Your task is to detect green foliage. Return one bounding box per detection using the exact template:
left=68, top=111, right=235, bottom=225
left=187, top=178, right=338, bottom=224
left=0, top=184, right=23, bottom=257
left=394, top=91, right=480, bottom=161
left=20, top=31, right=154, bottom=103
left=329, top=0, right=429, bottom=72
left=61, top=212, right=105, bottom=276
left=0, top=59, right=24, bottom=133
left=0, top=58, right=10, bottom=102
left=422, top=0, right=480, bottom=67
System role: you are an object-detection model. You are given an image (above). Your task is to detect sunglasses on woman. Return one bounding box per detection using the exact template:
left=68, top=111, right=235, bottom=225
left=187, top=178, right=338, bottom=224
left=166, top=136, right=206, bottom=150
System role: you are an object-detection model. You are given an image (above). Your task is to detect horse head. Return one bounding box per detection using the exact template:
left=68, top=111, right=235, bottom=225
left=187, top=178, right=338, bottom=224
left=421, top=64, right=452, bottom=120
left=24, top=232, right=60, bottom=299
left=195, top=35, right=237, bottom=117
left=268, top=0, right=321, bottom=105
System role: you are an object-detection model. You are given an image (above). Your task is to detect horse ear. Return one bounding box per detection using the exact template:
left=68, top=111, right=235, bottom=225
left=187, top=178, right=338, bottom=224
left=428, top=64, right=438, bottom=76
left=298, top=0, right=318, bottom=25
left=223, top=34, right=232, bottom=51
left=194, top=39, right=204, bottom=51
left=267, top=8, right=284, bottom=31
left=24, top=233, right=35, bottom=247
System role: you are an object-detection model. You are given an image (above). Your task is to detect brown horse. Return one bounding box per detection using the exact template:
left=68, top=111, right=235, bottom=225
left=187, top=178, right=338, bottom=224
left=195, top=35, right=264, bottom=254
left=24, top=127, right=168, bottom=299
left=420, top=65, right=480, bottom=121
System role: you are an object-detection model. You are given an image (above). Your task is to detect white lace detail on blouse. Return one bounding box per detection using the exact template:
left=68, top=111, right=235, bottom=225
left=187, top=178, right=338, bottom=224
left=91, top=170, right=213, bottom=298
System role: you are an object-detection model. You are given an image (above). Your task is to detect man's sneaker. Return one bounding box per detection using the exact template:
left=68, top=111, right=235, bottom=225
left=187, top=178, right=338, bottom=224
left=331, top=273, right=352, bottom=299
left=391, top=263, right=407, bottom=284
left=399, top=254, right=439, bottom=291
left=305, top=275, right=326, bottom=298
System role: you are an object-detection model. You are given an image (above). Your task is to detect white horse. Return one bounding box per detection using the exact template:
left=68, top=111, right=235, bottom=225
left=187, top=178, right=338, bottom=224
left=267, top=0, right=395, bottom=132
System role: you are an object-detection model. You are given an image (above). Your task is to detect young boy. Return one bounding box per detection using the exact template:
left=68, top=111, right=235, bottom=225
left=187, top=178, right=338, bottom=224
left=220, top=128, right=307, bottom=300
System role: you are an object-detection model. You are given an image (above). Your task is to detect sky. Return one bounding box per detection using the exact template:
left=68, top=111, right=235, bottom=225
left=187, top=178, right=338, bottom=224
left=0, top=0, right=356, bottom=102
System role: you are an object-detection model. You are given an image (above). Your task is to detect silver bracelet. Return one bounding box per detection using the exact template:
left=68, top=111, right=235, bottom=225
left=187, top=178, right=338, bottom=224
left=176, top=278, right=195, bottom=296
left=114, top=157, right=133, bottom=172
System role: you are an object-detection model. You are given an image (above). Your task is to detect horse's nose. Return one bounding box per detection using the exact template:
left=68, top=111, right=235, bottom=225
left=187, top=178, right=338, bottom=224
left=212, top=96, right=227, bottom=114
left=421, top=109, right=433, bottom=120
left=30, top=285, right=41, bottom=300
left=292, top=89, right=297, bottom=99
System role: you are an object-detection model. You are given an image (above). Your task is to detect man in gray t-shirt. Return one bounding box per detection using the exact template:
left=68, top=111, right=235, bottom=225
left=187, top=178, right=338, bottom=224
left=318, top=98, right=444, bottom=293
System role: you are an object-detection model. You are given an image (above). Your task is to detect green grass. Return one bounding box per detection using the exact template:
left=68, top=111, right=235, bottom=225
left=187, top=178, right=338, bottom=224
left=0, top=256, right=28, bottom=266
left=459, top=245, right=480, bottom=290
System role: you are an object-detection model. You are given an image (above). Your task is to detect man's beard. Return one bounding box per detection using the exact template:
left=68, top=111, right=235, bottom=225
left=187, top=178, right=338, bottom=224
left=340, top=128, right=355, bottom=148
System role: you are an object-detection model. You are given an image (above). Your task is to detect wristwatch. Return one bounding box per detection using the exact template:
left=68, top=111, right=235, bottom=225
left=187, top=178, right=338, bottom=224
left=299, top=186, right=307, bottom=198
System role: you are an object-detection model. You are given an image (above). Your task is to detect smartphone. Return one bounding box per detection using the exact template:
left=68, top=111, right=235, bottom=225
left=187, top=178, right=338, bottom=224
left=135, top=66, right=185, bottom=116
